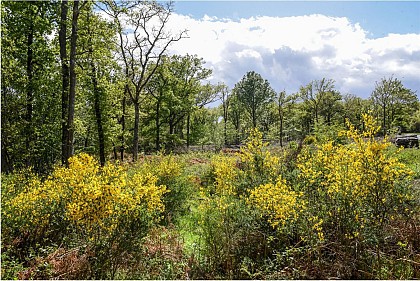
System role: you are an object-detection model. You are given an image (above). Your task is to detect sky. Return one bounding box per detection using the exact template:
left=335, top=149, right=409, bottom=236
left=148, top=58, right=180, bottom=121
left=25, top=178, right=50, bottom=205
left=163, top=1, right=420, bottom=99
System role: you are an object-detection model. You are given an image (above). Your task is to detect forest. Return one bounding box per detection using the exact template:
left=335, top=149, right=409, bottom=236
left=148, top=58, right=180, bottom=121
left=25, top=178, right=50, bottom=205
left=1, top=1, right=420, bottom=280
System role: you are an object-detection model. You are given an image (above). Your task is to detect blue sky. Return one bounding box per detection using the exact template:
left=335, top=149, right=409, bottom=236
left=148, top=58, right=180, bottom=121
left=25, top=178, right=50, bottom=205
left=164, top=1, right=420, bottom=98
left=175, top=1, right=420, bottom=38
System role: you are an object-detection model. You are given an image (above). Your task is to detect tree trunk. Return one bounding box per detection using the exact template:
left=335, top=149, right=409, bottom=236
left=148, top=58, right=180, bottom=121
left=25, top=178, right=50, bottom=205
left=67, top=0, right=80, bottom=160
left=279, top=115, right=283, bottom=147
left=86, top=9, right=106, bottom=166
left=90, top=59, right=105, bottom=166
left=59, top=0, right=69, bottom=166
left=169, top=115, right=175, bottom=135
left=252, top=107, right=257, bottom=128
left=156, top=99, right=161, bottom=150
left=1, top=86, right=12, bottom=173
left=186, top=113, right=190, bottom=148
left=383, top=104, right=386, bottom=136
left=133, top=102, right=140, bottom=161
left=224, top=119, right=228, bottom=146
left=84, top=126, right=90, bottom=148
left=25, top=21, right=34, bottom=167
left=120, top=95, right=126, bottom=161
left=112, top=142, right=118, bottom=161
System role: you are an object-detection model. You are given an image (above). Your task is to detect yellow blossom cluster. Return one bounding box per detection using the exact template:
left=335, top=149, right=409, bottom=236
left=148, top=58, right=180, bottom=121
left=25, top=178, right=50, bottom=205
left=134, top=153, right=182, bottom=186
left=297, top=114, right=414, bottom=239
left=248, top=176, right=305, bottom=229
left=211, top=155, right=238, bottom=196
left=3, top=153, right=168, bottom=235
left=4, top=169, right=56, bottom=230
left=239, top=128, right=281, bottom=184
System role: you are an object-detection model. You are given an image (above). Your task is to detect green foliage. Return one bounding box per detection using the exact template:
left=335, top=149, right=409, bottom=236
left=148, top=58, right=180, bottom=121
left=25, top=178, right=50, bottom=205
left=389, top=146, right=420, bottom=179
left=233, top=71, right=275, bottom=130
left=371, top=76, right=419, bottom=134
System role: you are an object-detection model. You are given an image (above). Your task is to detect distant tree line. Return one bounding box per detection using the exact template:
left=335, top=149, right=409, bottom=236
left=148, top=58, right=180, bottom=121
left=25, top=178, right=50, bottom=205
left=2, top=1, right=419, bottom=173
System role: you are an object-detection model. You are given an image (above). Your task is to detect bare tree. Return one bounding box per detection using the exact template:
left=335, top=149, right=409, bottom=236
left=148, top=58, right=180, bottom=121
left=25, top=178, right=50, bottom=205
left=101, top=0, right=188, bottom=161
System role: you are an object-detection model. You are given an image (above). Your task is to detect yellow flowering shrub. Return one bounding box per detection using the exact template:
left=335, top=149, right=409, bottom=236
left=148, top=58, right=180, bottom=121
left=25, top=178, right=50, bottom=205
left=297, top=114, right=414, bottom=241
left=3, top=169, right=55, bottom=231
left=125, top=172, right=167, bottom=214
left=211, top=154, right=238, bottom=196
left=130, top=153, right=190, bottom=220
left=248, top=176, right=305, bottom=229
left=133, top=152, right=182, bottom=186
left=2, top=153, right=168, bottom=238
left=239, top=128, right=281, bottom=187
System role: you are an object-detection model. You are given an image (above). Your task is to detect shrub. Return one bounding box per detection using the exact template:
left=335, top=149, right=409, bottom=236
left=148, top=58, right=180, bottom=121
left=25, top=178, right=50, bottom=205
left=295, top=114, right=418, bottom=278
left=130, top=152, right=191, bottom=222
left=1, top=153, right=168, bottom=279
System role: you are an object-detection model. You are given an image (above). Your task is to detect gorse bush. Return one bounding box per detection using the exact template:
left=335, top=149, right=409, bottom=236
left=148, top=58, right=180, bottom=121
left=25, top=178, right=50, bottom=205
left=2, top=153, right=168, bottom=279
left=298, top=114, right=414, bottom=239
left=295, top=114, right=418, bottom=278
left=3, top=153, right=167, bottom=238
left=238, top=128, right=282, bottom=188
left=248, top=176, right=306, bottom=230
left=130, top=152, right=192, bottom=222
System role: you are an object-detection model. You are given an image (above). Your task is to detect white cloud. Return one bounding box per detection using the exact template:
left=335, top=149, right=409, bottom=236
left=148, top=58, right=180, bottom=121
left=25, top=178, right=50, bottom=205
left=166, top=13, right=420, bottom=98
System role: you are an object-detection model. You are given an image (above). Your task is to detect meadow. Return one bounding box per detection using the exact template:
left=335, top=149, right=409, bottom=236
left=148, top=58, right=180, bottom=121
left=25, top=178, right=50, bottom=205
left=1, top=114, right=420, bottom=280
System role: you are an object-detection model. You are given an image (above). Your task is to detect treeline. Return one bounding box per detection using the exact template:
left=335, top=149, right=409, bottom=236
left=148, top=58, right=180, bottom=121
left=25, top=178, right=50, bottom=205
left=2, top=1, right=419, bottom=173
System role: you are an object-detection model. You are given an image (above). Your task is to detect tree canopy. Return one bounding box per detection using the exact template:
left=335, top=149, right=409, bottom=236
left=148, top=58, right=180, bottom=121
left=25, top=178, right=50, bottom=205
left=1, top=1, right=419, bottom=173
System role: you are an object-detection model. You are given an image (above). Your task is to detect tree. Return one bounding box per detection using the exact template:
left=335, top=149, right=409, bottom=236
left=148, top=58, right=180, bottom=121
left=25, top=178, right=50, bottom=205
left=319, top=90, right=342, bottom=125
left=299, top=78, right=338, bottom=132
left=59, top=0, right=70, bottom=166
left=144, top=54, right=212, bottom=151
left=228, top=93, right=245, bottom=144
left=102, top=1, right=187, bottom=161
left=342, top=94, right=366, bottom=129
left=277, top=91, right=296, bottom=147
left=219, top=84, right=230, bottom=146
left=371, top=76, right=418, bottom=135
left=233, top=71, right=275, bottom=129
left=76, top=2, right=119, bottom=166
left=59, top=0, right=87, bottom=166
left=1, top=1, right=59, bottom=172
left=192, top=82, right=225, bottom=147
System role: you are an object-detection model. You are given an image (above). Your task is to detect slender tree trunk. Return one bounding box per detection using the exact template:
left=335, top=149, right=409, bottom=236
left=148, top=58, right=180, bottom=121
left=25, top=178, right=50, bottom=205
left=224, top=119, right=228, bottom=146
left=112, top=142, right=118, bottom=161
left=383, top=104, right=386, bottom=136
left=1, top=87, right=12, bottom=173
left=67, top=0, right=80, bottom=160
left=222, top=93, right=229, bottom=146
left=25, top=22, right=34, bottom=167
left=87, top=9, right=105, bottom=166
left=84, top=126, right=90, bottom=148
left=59, top=0, right=69, bottom=166
left=156, top=99, right=161, bottom=150
left=90, top=59, right=106, bottom=166
left=252, top=107, right=257, bottom=128
left=186, top=113, right=190, bottom=148
left=169, top=115, right=175, bottom=135
left=133, top=102, right=140, bottom=161
left=279, top=115, right=283, bottom=147
left=120, top=95, right=126, bottom=161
